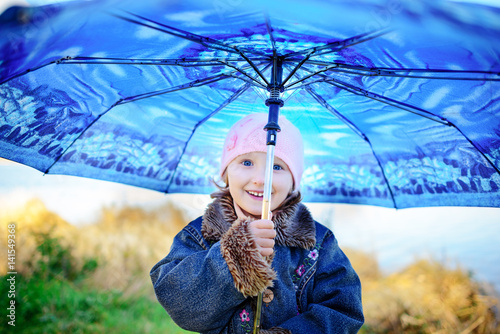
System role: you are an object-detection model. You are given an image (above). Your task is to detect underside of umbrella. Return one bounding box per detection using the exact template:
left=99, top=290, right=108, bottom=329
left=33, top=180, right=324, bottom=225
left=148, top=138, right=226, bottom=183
left=1, top=0, right=499, bottom=208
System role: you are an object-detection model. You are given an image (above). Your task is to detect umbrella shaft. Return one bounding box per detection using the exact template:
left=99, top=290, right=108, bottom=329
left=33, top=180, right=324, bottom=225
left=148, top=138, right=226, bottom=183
left=262, top=144, right=275, bottom=219
left=253, top=141, right=275, bottom=334
left=253, top=293, right=264, bottom=334
left=254, top=53, right=283, bottom=334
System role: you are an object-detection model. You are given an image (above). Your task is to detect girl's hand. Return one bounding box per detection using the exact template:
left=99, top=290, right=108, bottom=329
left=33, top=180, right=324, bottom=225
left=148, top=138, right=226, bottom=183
left=248, top=219, right=276, bottom=257
left=233, top=201, right=276, bottom=256
left=233, top=200, right=276, bottom=257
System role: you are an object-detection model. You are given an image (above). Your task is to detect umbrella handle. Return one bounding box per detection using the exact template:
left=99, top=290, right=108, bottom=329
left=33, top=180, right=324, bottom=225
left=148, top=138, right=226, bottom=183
left=253, top=143, right=275, bottom=334
left=254, top=53, right=283, bottom=334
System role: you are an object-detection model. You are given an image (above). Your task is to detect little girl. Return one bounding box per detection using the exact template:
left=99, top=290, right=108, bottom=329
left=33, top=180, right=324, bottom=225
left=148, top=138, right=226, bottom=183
left=151, top=113, right=364, bottom=334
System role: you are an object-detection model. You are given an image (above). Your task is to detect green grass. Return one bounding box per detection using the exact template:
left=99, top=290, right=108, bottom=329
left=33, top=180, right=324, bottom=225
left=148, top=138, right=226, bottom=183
left=1, top=232, right=193, bottom=333
left=0, top=273, right=192, bottom=333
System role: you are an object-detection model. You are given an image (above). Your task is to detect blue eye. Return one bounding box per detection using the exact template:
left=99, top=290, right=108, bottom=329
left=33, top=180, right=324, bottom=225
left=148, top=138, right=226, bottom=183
left=242, top=160, right=253, bottom=167
left=273, top=164, right=283, bottom=171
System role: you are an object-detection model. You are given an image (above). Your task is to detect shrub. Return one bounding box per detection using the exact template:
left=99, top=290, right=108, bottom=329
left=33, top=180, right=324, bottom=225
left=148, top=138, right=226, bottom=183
left=25, top=231, right=98, bottom=282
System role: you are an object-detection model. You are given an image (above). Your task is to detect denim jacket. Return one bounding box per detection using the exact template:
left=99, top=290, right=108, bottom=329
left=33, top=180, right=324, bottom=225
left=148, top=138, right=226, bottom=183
left=151, top=191, right=364, bottom=334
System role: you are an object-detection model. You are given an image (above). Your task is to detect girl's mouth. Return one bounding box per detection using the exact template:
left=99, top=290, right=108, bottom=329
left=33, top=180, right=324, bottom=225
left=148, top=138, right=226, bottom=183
left=247, top=190, right=264, bottom=199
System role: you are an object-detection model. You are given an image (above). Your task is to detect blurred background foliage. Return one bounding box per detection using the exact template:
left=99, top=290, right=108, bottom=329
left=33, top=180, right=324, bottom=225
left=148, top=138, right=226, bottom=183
left=1, top=199, right=499, bottom=333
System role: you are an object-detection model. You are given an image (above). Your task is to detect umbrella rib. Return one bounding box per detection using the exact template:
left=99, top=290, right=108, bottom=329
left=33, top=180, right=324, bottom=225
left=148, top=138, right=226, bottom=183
left=302, top=61, right=500, bottom=75
left=283, top=63, right=306, bottom=103
left=117, top=75, right=231, bottom=105
left=111, top=13, right=238, bottom=56
left=164, top=61, right=271, bottom=192
left=248, top=63, right=274, bottom=102
left=164, top=83, right=251, bottom=193
left=336, top=80, right=500, bottom=174
left=226, top=73, right=266, bottom=88
left=217, top=61, right=267, bottom=88
left=295, top=65, right=490, bottom=129
left=0, top=59, right=59, bottom=85
left=288, top=64, right=451, bottom=125
left=303, top=86, right=367, bottom=140
left=0, top=56, right=260, bottom=85
left=117, top=63, right=264, bottom=104
left=43, top=102, right=117, bottom=175
left=3, top=19, right=272, bottom=87
left=115, top=12, right=273, bottom=83
left=234, top=49, right=271, bottom=86
left=56, top=56, right=267, bottom=88
left=264, top=14, right=277, bottom=53
left=231, top=63, right=273, bottom=100
left=113, top=11, right=267, bottom=57
left=281, top=53, right=313, bottom=87
left=327, top=69, right=500, bottom=82
left=450, top=123, right=500, bottom=176
left=296, top=66, right=499, bottom=199
left=284, top=64, right=338, bottom=89
left=58, top=56, right=266, bottom=66
left=42, top=73, right=238, bottom=174
left=282, top=63, right=364, bottom=132
left=304, top=86, right=398, bottom=208
left=118, top=72, right=266, bottom=105
left=292, top=61, right=500, bottom=81
left=283, top=29, right=389, bottom=59
left=323, top=80, right=450, bottom=125
left=251, top=85, right=269, bottom=102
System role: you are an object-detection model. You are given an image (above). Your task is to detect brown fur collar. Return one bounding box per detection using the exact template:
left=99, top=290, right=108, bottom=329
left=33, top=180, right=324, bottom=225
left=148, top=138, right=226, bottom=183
left=202, top=189, right=316, bottom=250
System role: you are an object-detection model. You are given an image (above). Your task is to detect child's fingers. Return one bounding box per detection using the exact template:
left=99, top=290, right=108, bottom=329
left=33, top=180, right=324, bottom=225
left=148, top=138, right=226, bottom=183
left=251, top=219, right=275, bottom=230
left=248, top=219, right=277, bottom=256
left=249, top=229, right=276, bottom=242
left=258, top=246, right=274, bottom=257
left=248, top=220, right=276, bottom=257
left=255, top=228, right=276, bottom=239
left=255, top=237, right=275, bottom=249
left=254, top=238, right=275, bottom=257
left=249, top=221, right=276, bottom=240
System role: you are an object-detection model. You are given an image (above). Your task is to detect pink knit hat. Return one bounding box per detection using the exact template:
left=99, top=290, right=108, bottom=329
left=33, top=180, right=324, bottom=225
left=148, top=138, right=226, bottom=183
left=220, top=113, right=304, bottom=190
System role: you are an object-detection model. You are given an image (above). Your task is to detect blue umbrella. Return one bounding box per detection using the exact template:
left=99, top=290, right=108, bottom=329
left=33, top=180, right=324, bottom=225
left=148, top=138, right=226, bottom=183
left=1, top=0, right=499, bottom=207
left=1, top=0, right=500, bottom=332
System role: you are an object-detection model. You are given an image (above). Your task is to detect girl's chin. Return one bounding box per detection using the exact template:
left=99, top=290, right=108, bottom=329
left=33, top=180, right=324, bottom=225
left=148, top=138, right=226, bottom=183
left=239, top=205, right=262, bottom=218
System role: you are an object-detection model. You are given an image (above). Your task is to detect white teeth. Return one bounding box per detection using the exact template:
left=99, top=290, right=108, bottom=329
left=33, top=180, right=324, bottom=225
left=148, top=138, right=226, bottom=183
left=248, top=191, right=263, bottom=197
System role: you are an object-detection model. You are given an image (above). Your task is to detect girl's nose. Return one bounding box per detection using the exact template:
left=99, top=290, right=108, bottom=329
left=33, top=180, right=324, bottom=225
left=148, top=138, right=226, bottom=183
left=252, top=177, right=265, bottom=186
left=251, top=165, right=266, bottom=185
left=252, top=173, right=265, bottom=185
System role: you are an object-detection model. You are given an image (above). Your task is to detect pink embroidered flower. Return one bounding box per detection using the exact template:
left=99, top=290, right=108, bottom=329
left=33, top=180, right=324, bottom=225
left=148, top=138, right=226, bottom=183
left=308, top=249, right=319, bottom=261
left=296, top=264, right=305, bottom=277
left=240, top=309, right=250, bottom=322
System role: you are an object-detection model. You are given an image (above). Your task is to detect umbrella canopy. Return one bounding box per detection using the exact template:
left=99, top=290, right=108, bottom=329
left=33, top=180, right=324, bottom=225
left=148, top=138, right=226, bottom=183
left=1, top=0, right=499, bottom=209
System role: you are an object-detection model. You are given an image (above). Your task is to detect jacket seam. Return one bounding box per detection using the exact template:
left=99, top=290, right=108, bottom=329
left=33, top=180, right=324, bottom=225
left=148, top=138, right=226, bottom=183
left=184, top=225, right=208, bottom=251
left=296, top=228, right=330, bottom=313
left=297, top=262, right=317, bottom=313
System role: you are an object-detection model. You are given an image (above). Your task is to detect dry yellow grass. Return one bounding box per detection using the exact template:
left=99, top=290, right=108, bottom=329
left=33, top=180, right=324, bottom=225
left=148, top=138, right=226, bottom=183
left=70, top=203, right=186, bottom=293
left=344, top=249, right=500, bottom=334
left=1, top=198, right=187, bottom=296
left=2, top=199, right=499, bottom=333
left=1, top=199, right=77, bottom=276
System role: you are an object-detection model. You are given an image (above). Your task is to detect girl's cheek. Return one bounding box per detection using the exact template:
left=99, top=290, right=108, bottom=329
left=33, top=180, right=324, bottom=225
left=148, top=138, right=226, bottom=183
left=228, top=165, right=250, bottom=181
left=276, top=172, right=293, bottom=188
left=230, top=165, right=245, bottom=175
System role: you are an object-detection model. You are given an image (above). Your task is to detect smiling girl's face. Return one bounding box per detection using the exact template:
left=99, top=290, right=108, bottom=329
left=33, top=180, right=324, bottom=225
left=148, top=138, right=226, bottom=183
left=226, top=152, right=293, bottom=218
